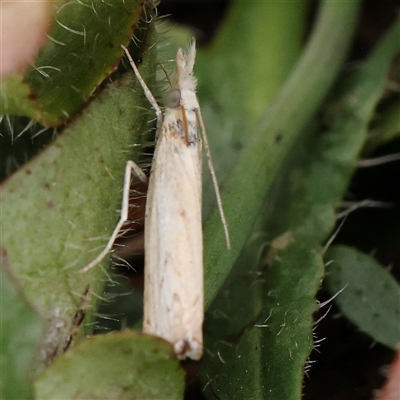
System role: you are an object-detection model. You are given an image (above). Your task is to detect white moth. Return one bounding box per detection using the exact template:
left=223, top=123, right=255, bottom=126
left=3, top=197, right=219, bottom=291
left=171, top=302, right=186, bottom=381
left=81, top=40, right=229, bottom=360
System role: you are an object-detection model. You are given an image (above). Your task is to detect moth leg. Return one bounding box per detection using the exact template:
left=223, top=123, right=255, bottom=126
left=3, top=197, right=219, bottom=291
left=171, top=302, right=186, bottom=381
left=196, top=108, right=231, bottom=249
left=80, top=161, right=147, bottom=273
left=121, top=44, right=163, bottom=135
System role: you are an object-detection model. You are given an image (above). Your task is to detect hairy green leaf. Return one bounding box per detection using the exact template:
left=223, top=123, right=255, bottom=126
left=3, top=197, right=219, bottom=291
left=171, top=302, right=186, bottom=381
left=34, top=331, right=184, bottom=400
left=0, top=0, right=144, bottom=125
left=1, top=28, right=158, bottom=374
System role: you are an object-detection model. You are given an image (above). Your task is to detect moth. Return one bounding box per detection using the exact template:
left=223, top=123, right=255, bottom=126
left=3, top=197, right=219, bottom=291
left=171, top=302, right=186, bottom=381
left=82, top=40, right=229, bottom=360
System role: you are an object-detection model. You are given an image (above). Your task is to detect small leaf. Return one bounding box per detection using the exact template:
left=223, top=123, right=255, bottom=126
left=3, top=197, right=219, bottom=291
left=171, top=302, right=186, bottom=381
left=34, top=331, right=184, bottom=400
left=325, top=245, right=400, bottom=350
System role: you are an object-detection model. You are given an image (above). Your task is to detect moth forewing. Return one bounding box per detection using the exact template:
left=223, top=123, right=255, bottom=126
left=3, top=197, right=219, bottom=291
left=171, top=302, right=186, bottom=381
left=143, top=120, right=203, bottom=360
left=143, top=44, right=205, bottom=360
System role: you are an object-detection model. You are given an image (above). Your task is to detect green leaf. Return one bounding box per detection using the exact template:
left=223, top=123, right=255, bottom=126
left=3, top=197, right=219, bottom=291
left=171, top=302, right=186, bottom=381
left=196, top=1, right=308, bottom=219
left=197, top=1, right=361, bottom=399
left=201, top=0, right=362, bottom=309
left=34, top=331, right=184, bottom=400
left=203, top=241, right=322, bottom=400
left=0, top=0, right=144, bottom=125
left=1, top=27, right=158, bottom=374
left=1, top=267, right=43, bottom=400
left=199, top=5, right=400, bottom=400
left=324, top=245, right=400, bottom=350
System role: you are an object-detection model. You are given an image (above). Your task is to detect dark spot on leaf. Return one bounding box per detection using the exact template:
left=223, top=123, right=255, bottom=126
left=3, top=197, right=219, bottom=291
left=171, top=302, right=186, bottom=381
left=28, top=93, right=38, bottom=101
left=25, top=169, right=31, bottom=175
left=44, top=183, right=50, bottom=189
left=47, top=201, right=54, bottom=209
left=275, top=132, right=283, bottom=143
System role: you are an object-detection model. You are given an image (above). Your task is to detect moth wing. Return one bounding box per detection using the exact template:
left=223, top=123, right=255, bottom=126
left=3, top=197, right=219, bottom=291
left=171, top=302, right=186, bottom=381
left=144, top=133, right=203, bottom=360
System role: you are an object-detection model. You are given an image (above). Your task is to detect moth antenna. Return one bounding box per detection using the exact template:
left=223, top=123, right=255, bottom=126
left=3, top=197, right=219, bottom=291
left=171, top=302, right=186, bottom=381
left=158, top=62, right=172, bottom=86
left=196, top=108, right=231, bottom=249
